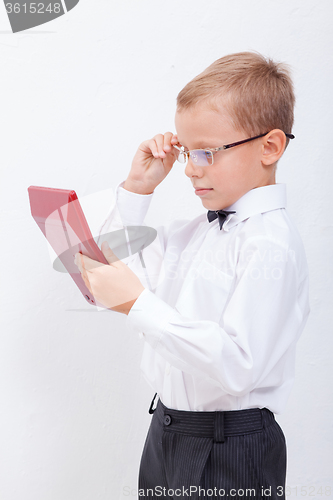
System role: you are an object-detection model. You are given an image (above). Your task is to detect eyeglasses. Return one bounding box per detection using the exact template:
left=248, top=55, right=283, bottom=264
left=174, top=131, right=295, bottom=167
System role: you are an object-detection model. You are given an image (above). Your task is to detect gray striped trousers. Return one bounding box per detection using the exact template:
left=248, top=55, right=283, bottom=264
left=139, top=398, right=286, bottom=500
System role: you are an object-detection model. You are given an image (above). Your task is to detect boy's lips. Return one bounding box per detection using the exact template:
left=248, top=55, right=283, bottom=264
left=194, top=187, right=213, bottom=196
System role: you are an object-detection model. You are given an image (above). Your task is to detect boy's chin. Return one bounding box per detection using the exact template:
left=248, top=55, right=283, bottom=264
left=201, top=200, right=221, bottom=211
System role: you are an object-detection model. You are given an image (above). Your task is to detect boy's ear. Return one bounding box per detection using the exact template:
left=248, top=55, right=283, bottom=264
left=261, top=129, right=287, bottom=166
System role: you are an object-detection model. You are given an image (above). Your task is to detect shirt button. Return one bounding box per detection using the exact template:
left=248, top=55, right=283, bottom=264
left=164, top=415, right=172, bottom=426
left=165, top=363, right=171, bottom=375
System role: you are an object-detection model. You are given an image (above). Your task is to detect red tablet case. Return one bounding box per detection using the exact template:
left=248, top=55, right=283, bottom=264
left=28, top=186, right=109, bottom=307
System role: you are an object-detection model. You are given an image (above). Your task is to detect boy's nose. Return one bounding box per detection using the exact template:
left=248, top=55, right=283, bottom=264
left=184, top=158, right=205, bottom=178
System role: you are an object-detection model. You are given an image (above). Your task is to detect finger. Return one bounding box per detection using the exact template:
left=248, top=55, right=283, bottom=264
left=163, top=132, right=174, bottom=152
left=153, top=133, right=168, bottom=158
left=74, top=253, right=92, bottom=292
left=75, top=252, right=101, bottom=272
left=101, top=241, right=119, bottom=264
left=171, top=134, right=181, bottom=149
left=140, top=134, right=175, bottom=161
left=169, top=134, right=182, bottom=159
left=81, top=269, right=92, bottom=293
left=74, top=252, right=84, bottom=273
left=140, top=138, right=161, bottom=159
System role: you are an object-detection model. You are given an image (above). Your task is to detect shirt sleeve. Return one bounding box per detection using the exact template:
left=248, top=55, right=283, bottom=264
left=96, top=180, right=154, bottom=241
left=126, top=236, right=310, bottom=397
left=95, top=180, right=190, bottom=290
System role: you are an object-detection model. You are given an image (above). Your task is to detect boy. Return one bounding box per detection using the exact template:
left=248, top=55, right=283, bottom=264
left=75, top=52, right=310, bottom=499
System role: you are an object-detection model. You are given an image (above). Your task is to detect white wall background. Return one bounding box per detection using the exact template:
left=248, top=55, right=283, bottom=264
left=1, top=1, right=332, bottom=499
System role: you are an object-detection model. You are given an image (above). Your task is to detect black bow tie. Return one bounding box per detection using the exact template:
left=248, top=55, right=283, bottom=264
left=207, top=209, right=236, bottom=230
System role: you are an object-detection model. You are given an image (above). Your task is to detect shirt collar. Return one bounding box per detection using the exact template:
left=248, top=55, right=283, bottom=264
left=222, top=183, right=287, bottom=232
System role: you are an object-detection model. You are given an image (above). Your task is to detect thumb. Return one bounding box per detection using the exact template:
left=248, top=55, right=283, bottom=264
left=101, top=241, right=119, bottom=264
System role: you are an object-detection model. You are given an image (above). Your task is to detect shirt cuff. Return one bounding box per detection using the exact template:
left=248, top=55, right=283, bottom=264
left=116, top=180, right=154, bottom=226
left=126, top=288, right=177, bottom=348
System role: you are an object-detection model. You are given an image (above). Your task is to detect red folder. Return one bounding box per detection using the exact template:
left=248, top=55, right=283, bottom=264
left=28, top=186, right=109, bottom=307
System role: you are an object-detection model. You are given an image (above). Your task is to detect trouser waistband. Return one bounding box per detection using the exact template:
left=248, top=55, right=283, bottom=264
left=153, top=398, right=275, bottom=443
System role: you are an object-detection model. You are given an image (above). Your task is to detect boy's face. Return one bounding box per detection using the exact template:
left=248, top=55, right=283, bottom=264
left=174, top=102, right=275, bottom=210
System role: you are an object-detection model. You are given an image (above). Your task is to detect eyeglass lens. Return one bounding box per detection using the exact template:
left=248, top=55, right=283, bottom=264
left=177, top=149, right=213, bottom=166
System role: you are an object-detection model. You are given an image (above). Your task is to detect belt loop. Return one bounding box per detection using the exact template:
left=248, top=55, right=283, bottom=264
left=214, top=411, right=225, bottom=443
left=261, top=407, right=272, bottom=429
left=148, top=393, right=158, bottom=414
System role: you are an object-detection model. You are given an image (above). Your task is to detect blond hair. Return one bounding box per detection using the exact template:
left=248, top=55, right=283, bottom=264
left=177, top=52, right=295, bottom=146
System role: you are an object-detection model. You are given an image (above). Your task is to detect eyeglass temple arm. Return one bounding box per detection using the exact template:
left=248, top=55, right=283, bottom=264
left=173, top=133, right=295, bottom=154
left=223, top=132, right=295, bottom=151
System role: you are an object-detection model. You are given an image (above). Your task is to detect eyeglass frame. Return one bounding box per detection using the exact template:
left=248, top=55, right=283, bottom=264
left=173, top=131, right=295, bottom=166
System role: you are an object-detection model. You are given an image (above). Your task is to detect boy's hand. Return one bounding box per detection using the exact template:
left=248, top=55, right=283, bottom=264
left=74, top=241, right=145, bottom=315
left=124, top=132, right=180, bottom=194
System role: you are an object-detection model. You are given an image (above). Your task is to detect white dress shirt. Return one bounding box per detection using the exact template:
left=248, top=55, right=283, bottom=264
left=97, top=181, right=310, bottom=414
